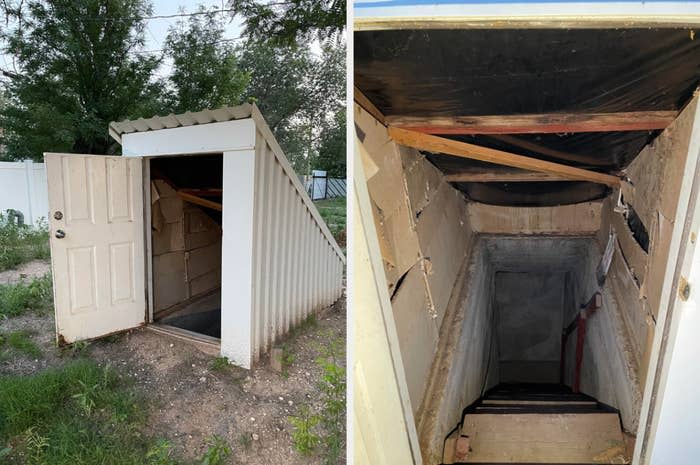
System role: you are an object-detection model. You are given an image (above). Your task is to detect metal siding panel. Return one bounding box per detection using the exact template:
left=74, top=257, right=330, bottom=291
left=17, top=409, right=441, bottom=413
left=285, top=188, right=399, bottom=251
left=303, top=210, right=311, bottom=320
left=262, top=145, right=275, bottom=351
left=292, top=195, right=302, bottom=326
left=282, top=180, right=292, bottom=334
left=270, top=159, right=284, bottom=343
left=252, top=135, right=267, bottom=360
left=279, top=176, right=290, bottom=336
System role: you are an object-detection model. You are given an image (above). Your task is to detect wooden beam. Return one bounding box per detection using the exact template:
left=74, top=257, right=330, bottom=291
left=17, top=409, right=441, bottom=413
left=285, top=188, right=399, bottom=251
left=444, top=169, right=568, bottom=183
left=354, top=87, right=386, bottom=125
left=388, top=127, right=621, bottom=187
left=386, top=111, right=677, bottom=134
left=491, top=134, right=607, bottom=167
left=177, top=190, right=222, bottom=211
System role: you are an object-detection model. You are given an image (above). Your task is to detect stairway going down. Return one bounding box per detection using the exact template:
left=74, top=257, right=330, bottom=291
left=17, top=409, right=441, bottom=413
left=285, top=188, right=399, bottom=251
left=443, top=383, right=630, bottom=464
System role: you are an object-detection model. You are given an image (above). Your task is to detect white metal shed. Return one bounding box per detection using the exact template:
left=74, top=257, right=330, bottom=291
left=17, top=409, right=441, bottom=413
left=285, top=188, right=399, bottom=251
left=45, top=103, right=345, bottom=368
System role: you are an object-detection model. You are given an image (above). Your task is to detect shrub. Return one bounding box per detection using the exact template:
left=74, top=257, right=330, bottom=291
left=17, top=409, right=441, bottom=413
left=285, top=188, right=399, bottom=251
left=0, top=214, right=50, bottom=271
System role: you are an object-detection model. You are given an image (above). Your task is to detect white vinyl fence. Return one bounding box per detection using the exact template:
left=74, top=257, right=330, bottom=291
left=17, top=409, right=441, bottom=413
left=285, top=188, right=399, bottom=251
left=0, top=160, right=48, bottom=226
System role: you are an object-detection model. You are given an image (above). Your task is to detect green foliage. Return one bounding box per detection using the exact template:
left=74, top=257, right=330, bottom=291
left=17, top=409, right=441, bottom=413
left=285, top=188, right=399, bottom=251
left=0, top=360, right=155, bottom=464
left=208, top=356, right=231, bottom=371
left=0, top=0, right=164, bottom=160
left=0, top=214, right=50, bottom=271
left=146, top=439, right=179, bottom=465
left=1, top=330, right=42, bottom=358
left=289, top=405, right=320, bottom=455
left=288, top=336, right=346, bottom=463
left=0, top=274, right=53, bottom=318
left=61, top=340, right=90, bottom=358
left=280, top=343, right=295, bottom=378
left=239, top=40, right=345, bottom=175
left=315, top=196, right=346, bottom=244
left=163, top=8, right=249, bottom=114
left=315, top=336, right=346, bottom=464
left=316, top=109, right=346, bottom=177
left=199, top=435, right=231, bottom=465
left=230, top=0, right=346, bottom=45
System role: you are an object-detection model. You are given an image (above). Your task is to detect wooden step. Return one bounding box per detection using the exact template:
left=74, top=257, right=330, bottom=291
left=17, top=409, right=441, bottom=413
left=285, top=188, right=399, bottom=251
left=457, top=412, right=628, bottom=464
left=481, top=400, right=598, bottom=407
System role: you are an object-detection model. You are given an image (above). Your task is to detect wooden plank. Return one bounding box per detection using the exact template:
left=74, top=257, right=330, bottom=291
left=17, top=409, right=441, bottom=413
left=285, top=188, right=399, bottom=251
left=460, top=413, right=627, bottom=463
left=445, top=169, right=568, bottom=182
left=177, top=190, right=222, bottom=211
left=179, top=188, right=222, bottom=197
left=354, top=87, right=386, bottom=125
left=386, top=110, right=677, bottom=134
left=388, top=127, right=621, bottom=187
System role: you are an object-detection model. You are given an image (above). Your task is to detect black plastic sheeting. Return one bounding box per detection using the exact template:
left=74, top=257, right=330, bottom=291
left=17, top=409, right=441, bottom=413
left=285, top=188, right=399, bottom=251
left=355, top=28, right=700, bottom=205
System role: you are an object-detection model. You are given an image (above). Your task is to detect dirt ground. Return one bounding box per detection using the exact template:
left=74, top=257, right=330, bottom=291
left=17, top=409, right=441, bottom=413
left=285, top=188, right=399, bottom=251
left=0, top=259, right=51, bottom=285
left=0, top=259, right=347, bottom=464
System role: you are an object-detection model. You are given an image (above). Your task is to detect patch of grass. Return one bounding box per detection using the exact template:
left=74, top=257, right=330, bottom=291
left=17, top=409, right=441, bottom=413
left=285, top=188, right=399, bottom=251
left=314, top=197, right=346, bottom=246
left=146, top=439, right=179, bottom=465
left=0, top=274, right=53, bottom=318
left=208, top=356, right=230, bottom=372
left=0, top=360, right=154, bottom=464
left=0, top=330, right=42, bottom=358
left=0, top=214, right=50, bottom=271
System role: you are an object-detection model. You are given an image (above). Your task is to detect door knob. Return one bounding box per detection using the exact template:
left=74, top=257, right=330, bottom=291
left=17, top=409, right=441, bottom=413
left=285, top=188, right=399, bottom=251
left=55, top=229, right=66, bottom=239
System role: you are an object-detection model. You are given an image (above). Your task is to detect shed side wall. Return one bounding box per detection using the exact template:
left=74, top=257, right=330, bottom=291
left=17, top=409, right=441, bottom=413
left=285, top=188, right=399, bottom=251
left=250, top=131, right=344, bottom=362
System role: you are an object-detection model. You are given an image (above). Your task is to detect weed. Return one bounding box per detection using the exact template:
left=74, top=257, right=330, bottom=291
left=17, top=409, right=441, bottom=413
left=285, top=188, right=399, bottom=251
left=237, top=432, right=252, bottom=450
left=289, top=405, right=321, bottom=455
left=0, top=273, right=53, bottom=318
left=315, top=336, right=346, bottom=465
left=199, top=435, right=231, bottom=465
left=146, top=439, right=179, bottom=465
left=280, top=343, right=295, bottom=378
left=0, top=214, right=50, bottom=271
left=1, top=330, right=42, bottom=358
left=24, top=427, right=50, bottom=465
left=209, top=356, right=230, bottom=371
left=72, top=379, right=100, bottom=416
left=288, top=335, right=346, bottom=463
left=61, top=339, right=90, bottom=357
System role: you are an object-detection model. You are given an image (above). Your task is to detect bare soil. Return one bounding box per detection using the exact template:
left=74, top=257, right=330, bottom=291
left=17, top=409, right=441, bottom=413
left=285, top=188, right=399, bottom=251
left=0, top=259, right=51, bottom=285
left=0, top=274, right=346, bottom=464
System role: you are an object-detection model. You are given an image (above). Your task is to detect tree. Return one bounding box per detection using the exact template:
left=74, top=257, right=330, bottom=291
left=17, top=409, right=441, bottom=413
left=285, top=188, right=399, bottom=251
left=228, top=0, right=345, bottom=45
left=238, top=39, right=345, bottom=174
left=163, top=8, right=249, bottom=114
left=0, top=0, right=162, bottom=161
left=316, top=109, right=345, bottom=177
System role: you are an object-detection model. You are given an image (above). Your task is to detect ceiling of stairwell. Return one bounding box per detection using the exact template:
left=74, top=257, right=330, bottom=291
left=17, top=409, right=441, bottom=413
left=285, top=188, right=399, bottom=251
left=354, top=28, right=700, bottom=206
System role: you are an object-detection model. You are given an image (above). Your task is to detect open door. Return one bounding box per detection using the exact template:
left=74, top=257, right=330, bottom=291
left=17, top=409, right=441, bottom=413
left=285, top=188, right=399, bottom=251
left=45, top=153, right=146, bottom=343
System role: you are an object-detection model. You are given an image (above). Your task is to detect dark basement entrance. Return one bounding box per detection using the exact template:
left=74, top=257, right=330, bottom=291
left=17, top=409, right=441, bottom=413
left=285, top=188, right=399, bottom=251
left=149, top=154, right=223, bottom=340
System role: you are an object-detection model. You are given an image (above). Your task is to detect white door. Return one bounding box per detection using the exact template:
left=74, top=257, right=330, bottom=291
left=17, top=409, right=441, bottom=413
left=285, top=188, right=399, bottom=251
left=45, top=153, right=145, bottom=343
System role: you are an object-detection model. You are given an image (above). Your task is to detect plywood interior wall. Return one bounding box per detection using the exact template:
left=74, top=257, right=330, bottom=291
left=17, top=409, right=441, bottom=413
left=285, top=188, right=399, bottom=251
left=151, top=179, right=222, bottom=314
left=356, top=103, right=473, bottom=414
left=601, top=95, right=699, bottom=387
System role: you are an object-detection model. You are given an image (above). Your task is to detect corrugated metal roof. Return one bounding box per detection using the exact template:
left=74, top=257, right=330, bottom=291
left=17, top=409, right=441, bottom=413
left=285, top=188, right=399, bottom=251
left=109, top=103, right=253, bottom=143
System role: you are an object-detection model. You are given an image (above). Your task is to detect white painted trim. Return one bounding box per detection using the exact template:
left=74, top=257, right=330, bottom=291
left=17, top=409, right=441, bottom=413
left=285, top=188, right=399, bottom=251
left=144, top=159, right=154, bottom=323
left=220, top=149, right=257, bottom=368
left=354, top=3, right=700, bottom=28
left=121, top=119, right=256, bottom=157
left=250, top=104, right=346, bottom=262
